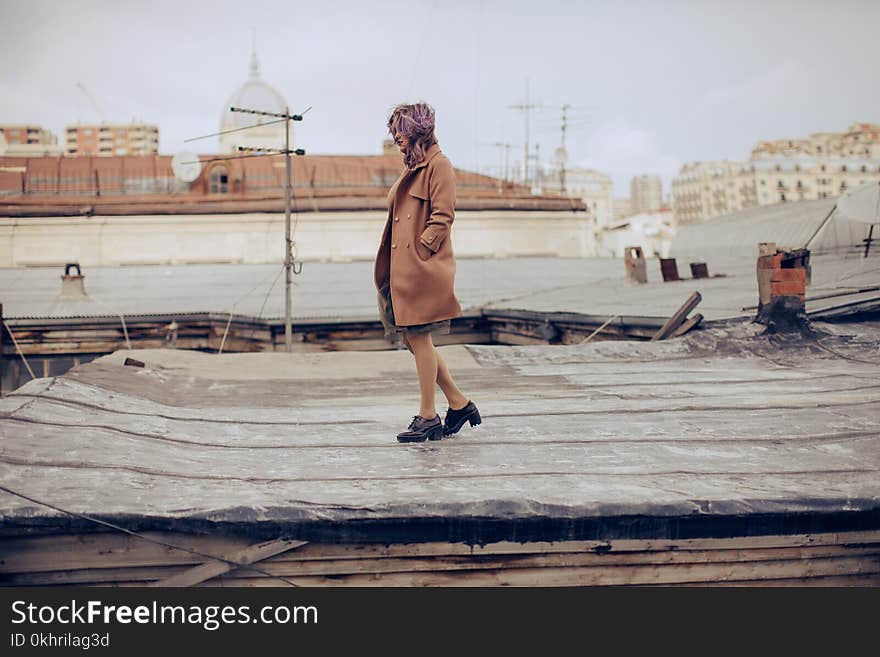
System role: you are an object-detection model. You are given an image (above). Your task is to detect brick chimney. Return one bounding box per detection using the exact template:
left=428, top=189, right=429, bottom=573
left=60, top=263, right=87, bottom=299
left=755, top=244, right=811, bottom=332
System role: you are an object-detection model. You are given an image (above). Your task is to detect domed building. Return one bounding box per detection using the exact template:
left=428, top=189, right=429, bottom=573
left=218, top=46, right=293, bottom=155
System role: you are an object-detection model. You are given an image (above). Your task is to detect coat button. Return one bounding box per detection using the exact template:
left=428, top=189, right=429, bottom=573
left=407, top=214, right=411, bottom=219
left=391, top=244, right=397, bottom=249
left=394, top=217, right=399, bottom=222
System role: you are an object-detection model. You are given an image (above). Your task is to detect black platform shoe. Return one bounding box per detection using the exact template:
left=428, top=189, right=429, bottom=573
left=397, top=414, right=444, bottom=443
left=443, top=400, right=481, bottom=436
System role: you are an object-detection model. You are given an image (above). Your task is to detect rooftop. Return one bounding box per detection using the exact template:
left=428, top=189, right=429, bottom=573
left=0, top=153, right=585, bottom=215
left=1, top=320, right=878, bottom=555
left=1, top=252, right=876, bottom=324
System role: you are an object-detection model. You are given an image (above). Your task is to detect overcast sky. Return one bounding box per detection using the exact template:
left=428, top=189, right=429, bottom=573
left=2, top=0, right=877, bottom=194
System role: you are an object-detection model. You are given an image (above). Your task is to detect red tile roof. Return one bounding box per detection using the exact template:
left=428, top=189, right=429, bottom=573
left=0, top=154, right=586, bottom=215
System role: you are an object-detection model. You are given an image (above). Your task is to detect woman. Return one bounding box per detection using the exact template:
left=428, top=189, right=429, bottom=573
left=374, top=102, right=482, bottom=443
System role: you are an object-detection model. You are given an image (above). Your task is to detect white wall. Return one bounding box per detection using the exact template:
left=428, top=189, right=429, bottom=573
left=0, top=210, right=597, bottom=267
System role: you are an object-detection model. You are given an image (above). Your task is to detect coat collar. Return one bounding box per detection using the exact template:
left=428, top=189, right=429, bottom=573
left=409, top=142, right=442, bottom=171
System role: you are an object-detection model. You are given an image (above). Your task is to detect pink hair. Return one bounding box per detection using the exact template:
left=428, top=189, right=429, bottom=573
left=387, top=102, right=438, bottom=169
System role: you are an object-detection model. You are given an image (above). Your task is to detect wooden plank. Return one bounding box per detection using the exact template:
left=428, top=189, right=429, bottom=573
left=5, top=530, right=880, bottom=573
left=4, top=530, right=879, bottom=577
left=665, top=573, right=880, bottom=587
left=670, top=313, right=704, bottom=338
left=651, top=292, right=702, bottom=341
left=200, top=555, right=880, bottom=587
left=7, top=549, right=880, bottom=587
left=0, top=532, right=249, bottom=573
left=490, top=329, right=550, bottom=345
left=148, top=538, right=307, bottom=587
left=225, top=546, right=880, bottom=578
left=3, top=565, right=194, bottom=586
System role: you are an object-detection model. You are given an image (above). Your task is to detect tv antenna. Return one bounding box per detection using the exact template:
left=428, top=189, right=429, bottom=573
left=508, top=78, right=542, bottom=185
left=184, top=104, right=309, bottom=353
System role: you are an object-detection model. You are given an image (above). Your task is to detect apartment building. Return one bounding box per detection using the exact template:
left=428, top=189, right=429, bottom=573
left=672, top=123, right=880, bottom=224
left=0, top=124, right=62, bottom=156
left=630, top=174, right=663, bottom=214
left=65, top=122, right=159, bottom=157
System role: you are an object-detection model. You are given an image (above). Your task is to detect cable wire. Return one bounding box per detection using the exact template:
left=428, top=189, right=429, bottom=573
left=0, top=483, right=301, bottom=587
left=2, top=320, right=36, bottom=381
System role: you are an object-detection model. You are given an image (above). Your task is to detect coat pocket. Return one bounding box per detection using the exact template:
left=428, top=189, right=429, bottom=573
left=414, top=239, right=433, bottom=261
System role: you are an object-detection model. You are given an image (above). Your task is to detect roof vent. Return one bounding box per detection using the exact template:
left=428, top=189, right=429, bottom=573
left=60, top=262, right=88, bottom=299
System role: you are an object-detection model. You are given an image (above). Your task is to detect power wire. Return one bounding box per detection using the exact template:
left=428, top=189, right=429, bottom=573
left=0, top=483, right=301, bottom=587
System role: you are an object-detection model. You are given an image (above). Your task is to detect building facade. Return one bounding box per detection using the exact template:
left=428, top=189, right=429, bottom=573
left=630, top=174, right=663, bottom=214
left=598, top=210, right=675, bottom=258
left=537, top=167, right=614, bottom=229
left=613, top=198, right=633, bottom=222
left=0, top=150, right=594, bottom=264
left=65, top=122, right=159, bottom=157
left=672, top=123, right=880, bottom=224
left=0, top=125, right=62, bottom=156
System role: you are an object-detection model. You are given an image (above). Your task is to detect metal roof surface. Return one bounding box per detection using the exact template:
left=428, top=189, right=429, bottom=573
left=671, top=198, right=873, bottom=259
left=2, top=252, right=876, bottom=324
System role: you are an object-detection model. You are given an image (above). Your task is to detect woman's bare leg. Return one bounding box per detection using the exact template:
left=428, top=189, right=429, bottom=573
left=403, top=333, right=469, bottom=412
left=434, top=346, right=469, bottom=410
left=406, top=332, right=439, bottom=418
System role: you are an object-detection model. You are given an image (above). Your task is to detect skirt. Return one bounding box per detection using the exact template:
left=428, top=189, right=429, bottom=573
left=377, top=281, right=451, bottom=339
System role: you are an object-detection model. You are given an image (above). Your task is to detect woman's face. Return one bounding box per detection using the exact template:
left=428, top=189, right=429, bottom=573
left=393, top=130, right=409, bottom=153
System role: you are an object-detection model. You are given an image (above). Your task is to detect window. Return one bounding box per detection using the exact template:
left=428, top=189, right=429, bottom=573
left=780, top=193, right=786, bottom=202
left=821, top=164, right=826, bottom=172
left=209, top=164, right=229, bottom=193
left=861, top=165, right=868, bottom=173
left=841, top=165, right=847, bottom=172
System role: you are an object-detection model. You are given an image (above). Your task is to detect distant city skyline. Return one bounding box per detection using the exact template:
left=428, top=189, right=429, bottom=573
left=1, top=0, right=877, bottom=192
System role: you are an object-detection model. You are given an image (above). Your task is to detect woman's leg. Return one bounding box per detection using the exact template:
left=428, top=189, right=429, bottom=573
left=404, top=333, right=469, bottom=413
left=406, top=332, right=439, bottom=418
left=433, top=346, right=469, bottom=411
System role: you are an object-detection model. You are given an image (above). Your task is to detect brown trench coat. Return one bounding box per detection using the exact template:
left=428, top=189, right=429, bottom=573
left=373, top=142, right=463, bottom=326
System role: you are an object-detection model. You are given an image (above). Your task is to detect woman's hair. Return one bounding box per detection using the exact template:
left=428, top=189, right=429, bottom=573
left=387, top=102, right=437, bottom=169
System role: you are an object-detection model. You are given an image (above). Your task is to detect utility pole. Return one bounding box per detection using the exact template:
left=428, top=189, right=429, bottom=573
left=534, top=143, right=541, bottom=189
left=182, top=97, right=310, bottom=354
left=230, top=105, right=304, bottom=352
left=284, top=106, right=293, bottom=352
left=509, top=78, right=541, bottom=185
left=493, top=142, right=512, bottom=185
left=560, top=103, right=570, bottom=194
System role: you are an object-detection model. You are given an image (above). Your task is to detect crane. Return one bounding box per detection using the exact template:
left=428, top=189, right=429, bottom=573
left=76, top=82, right=106, bottom=122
